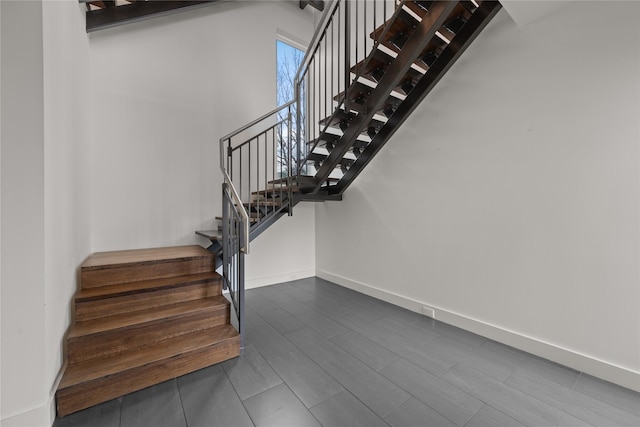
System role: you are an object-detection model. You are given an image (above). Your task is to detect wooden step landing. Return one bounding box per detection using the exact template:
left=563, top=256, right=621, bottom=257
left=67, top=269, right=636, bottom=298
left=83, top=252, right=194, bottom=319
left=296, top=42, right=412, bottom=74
left=81, top=245, right=215, bottom=288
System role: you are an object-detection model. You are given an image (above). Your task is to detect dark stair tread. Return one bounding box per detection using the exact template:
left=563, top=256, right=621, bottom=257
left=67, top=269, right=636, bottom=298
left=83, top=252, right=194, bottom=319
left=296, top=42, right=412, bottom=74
left=76, top=272, right=221, bottom=301
left=351, top=49, right=425, bottom=89
left=81, top=245, right=212, bottom=270
left=351, top=48, right=394, bottom=80
left=415, top=34, right=449, bottom=69
left=196, top=229, right=221, bottom=241
left=309, top=135, right=369, bottom=151
left=404, top=1, right=435, bottom=18
left=252, top=185, right=299, bottom=196
left=307, top=151, right=356, bottom=167
left=437, top=3, right=473, bottom=41
left=215, top=215, right=261, bottom=223
left=370, top=7, right=418, bottom=49
left=319, top=111, right=386, bottom=133
left=68, top=296, right=230, bottom=339
left=58, top=324, right=239, bottom=390
left=268, top=175, right=318, bottom=185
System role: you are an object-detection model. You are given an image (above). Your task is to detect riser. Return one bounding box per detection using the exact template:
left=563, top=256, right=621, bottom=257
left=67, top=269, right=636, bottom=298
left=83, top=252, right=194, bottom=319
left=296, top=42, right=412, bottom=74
left=75, top=281, right=220, bottom=321
left=67, top=304, right=230, bottom=364
left=81, top=257, right=213, bottom=288
left=56, top=334, right=240, bottom=417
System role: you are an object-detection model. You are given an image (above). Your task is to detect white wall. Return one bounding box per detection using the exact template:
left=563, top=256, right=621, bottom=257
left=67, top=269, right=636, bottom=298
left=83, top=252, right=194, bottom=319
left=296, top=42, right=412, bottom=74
left=316, top=1, right=640, bottom=391
left=246, top=203, right=316, bottom=288
left=87, top=2, right=317, bottom=284
left=1, top=1, right=91, bottom=425
left=1, top=1, right=48, bottom=424
left=42, top=0, right=92, bottom=424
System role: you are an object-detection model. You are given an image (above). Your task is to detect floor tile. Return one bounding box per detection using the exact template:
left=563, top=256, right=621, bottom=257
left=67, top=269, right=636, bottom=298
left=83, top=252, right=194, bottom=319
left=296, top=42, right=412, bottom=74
left=310, top=390, right=389, bottom=427
left=304, top=295, right=354, bottom=319
left=245, top=322, right=298, bottom=359
left=380, top=359, right=483, bottom=426
left=481, top=340, right=580, bottom=388
left=222, top=345, right=282, bottom=401
left=177, top=364, right=254, bottom=427
left=244, top=307, right=266, bottom=328
left=286, top=327, right=411, bottom=418
left=384, top=397, right=457, bottom=427
left=120, top=379, right=186, bottom=427
left=464, top=405, right=525, bottom=427
left=53, top=398, right=121, bottom=427
left=329, top=329, right=399, bottom=371
left=339, top=313, right=454, bottom=376
left=245, top=290, right=280, bottom=315
left=266, top=350, right=344, bottom=408
left=55, top=277, right=640, bottom=427
left=294, top=309, right=349, bottom=338
left=260, top=308, right=308, bottom=334
left=556, top=412, right=596, bottom=427
left=505, top=369, right=640, bottom=427
left=443, top=366, right=563, bottom=426
left=573, top=373, right=640, bottom=416
left=243, top=383, right=321, bottom=427
left=376, top=316, right=439, bottom=343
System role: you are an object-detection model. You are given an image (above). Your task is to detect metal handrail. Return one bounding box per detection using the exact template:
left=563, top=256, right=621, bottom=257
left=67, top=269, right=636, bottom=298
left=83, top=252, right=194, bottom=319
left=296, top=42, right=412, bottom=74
left=220, top=100, right=296, bottom=145
left=221, top=169, right=250, bottom=254
left=294, top=0, right=340, bottom=83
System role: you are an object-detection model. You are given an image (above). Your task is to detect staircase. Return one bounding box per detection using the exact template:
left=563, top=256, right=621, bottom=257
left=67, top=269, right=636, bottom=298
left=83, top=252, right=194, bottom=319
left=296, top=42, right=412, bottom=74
left=197, top=0, right=501, bottom=399
left=55, top=245, right=240, bottom=417
left=56, top=0, right=500, bottom=418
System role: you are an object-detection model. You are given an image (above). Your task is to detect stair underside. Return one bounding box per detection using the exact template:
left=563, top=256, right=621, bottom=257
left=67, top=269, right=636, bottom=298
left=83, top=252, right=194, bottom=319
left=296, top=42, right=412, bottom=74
left=300, top=0, right=502, bottom=195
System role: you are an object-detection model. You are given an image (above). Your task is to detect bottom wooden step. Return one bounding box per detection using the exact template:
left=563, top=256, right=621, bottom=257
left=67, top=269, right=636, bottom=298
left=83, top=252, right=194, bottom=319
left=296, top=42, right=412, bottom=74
left=56, top=324, right=240, bottom=417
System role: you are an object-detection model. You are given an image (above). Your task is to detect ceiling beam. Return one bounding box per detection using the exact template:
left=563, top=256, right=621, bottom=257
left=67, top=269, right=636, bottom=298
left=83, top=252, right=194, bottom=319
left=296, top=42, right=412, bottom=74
left=86, top=0, right=219, bottom=32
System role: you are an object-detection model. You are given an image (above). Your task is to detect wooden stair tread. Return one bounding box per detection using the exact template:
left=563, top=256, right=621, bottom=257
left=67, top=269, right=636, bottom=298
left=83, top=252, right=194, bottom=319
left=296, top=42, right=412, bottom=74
left=215, top=215, right=261, bottom=223
left=76, top=271, right=220, bottom=301
left=370, top=7, right=418, bottom=49
left=404, top=0, right=435, bottom=18
left=59, top=324, right=239, bottom=390
left=82, top=245, right=212, bottom=270
left=307, top=152, right=356, bottom=166
left=69, top=296, right=229, bottom=338
left=252, top=185, right=298, bottom=196
left=195, top=229, right=221, bottom=241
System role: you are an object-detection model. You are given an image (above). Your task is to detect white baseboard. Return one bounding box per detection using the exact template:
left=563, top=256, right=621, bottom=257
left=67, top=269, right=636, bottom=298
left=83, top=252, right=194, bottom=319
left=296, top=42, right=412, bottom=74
left=245, top=269, right=315, bottom=289
left=316, top=269, right=640, bottom=393
left=0, top=397, right=55, bottom=427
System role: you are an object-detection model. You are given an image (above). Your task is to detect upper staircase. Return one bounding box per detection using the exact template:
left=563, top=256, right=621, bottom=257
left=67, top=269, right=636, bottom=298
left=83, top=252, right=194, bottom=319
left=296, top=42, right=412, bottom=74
left=203, top=0, right=502, bottom=244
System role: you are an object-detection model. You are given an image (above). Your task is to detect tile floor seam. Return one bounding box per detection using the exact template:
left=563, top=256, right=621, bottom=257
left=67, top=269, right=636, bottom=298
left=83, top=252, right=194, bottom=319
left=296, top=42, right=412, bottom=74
left=174, top=379, right=189, bottom=427
left=379, top=360, right=474, bottom=427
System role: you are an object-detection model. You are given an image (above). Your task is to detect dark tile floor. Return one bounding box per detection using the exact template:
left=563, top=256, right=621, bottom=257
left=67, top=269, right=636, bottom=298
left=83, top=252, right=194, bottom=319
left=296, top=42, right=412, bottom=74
left=54, top=277, right=640, bottom=427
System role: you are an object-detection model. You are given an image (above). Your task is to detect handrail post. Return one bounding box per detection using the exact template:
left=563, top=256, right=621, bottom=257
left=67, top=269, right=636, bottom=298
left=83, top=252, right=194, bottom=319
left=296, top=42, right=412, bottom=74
left=344, top=0, right=350, bottom=113
left=288, top=103, right=294, bottom=216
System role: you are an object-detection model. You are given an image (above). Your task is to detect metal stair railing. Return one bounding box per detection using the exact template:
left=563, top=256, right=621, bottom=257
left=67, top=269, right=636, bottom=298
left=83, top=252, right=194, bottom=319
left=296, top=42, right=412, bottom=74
left=218, top=0, right=502, bottom=348
left=218, top=0, right=405, bottom=349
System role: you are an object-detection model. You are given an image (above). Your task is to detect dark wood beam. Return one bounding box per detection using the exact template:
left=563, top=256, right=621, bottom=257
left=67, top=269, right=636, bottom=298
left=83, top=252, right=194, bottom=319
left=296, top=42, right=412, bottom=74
left=86, top=0, right=218, bottom=32
left=300, top=1, right=325, bottom=12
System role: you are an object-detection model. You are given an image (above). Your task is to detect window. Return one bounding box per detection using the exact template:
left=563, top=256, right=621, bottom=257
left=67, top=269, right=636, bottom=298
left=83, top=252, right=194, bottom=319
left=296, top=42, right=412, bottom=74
left=276, top=40, right=305, bottom=177
left=276, top=40, right=304, bottom=107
